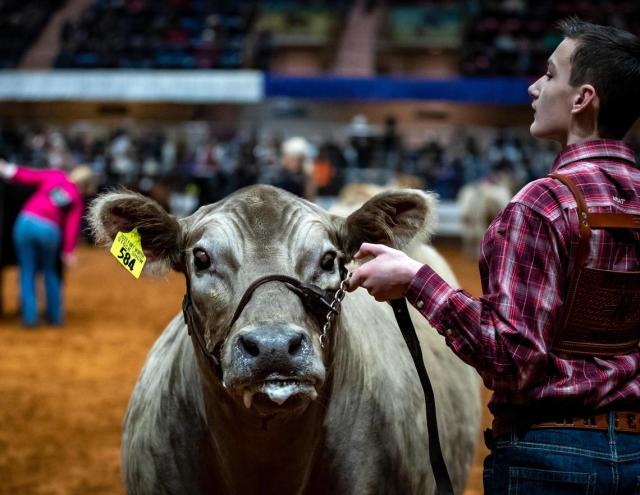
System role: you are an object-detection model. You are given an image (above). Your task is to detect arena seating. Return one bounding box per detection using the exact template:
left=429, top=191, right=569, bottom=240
left=461, top=0, right=640, bottom=76
left=385, top=3, right=463, bottom=49
left=0, top=0, right=63, bottom=69
left=4, top=0, right=639, bottom=76
left=54, top=0, right=259, bottom=69
left=48, top=0, right=351, bottom=71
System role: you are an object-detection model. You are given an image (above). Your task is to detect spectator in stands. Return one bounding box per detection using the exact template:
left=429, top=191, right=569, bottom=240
left=347, top=18, right=640, bottom=494
left=252, top=29, right=274, bottom=71
left=314, top=139, right=347, bottom=196
left=347, top=115, right=376, bottom=169
left=381, top=115, right=402, bottom=172
left=272, top=137, right=316, bottom=199
left=0, top=161, right=95, bottom=327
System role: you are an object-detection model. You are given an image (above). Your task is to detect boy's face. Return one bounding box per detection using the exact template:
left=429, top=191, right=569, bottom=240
left=528, top=38, right=579, bottom=145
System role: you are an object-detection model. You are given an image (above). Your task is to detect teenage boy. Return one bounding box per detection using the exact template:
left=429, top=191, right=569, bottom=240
left=347, top=18, right=640, bottom=493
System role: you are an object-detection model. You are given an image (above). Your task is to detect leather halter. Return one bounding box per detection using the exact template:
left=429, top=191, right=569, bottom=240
left=228, top=274, right=337, bottom=330
left=182, top=274, right=340, bottom=380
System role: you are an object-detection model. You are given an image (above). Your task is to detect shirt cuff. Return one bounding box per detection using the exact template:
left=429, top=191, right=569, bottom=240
left=404, top=264, right=456, bottom=331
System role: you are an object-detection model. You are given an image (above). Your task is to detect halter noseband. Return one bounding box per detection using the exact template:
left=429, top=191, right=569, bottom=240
left=182, top=274, right=343, bottom=380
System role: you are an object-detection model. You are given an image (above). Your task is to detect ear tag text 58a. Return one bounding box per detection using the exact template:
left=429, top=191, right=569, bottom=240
left=110, top=228, right=146, bottom=278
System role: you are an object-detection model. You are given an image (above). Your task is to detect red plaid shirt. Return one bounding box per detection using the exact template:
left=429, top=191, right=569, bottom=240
left=406, top=139, right=640, bottom=414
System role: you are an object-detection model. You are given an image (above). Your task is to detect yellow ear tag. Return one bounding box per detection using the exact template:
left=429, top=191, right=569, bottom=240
left=110, top=228, right=146, bottom=279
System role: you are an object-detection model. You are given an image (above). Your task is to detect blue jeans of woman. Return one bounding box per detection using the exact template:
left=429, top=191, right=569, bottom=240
left=13, top=213, right=62, bottom=326
left=484, top=412, right=640, bottom=494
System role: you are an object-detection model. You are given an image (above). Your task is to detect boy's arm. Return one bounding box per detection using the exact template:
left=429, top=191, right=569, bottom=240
left=404, top=201, right=566, bottom=393
left=348, top=199, right=567, bottom=394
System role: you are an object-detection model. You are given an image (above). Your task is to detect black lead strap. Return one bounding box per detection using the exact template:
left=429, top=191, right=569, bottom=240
left=389, top=298, right=454, bottom=495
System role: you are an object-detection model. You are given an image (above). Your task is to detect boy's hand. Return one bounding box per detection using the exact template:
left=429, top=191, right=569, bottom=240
left=347, top=243, right=423, bottom=301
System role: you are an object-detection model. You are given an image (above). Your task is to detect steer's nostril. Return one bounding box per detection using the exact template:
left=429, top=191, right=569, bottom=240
left=239, top=335, right=260, bottom=357
left=288, top=333, right=304, bottom=355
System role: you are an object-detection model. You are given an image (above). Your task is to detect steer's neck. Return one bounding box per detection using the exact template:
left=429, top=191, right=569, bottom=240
left=203, top=381, right=329, bottom=494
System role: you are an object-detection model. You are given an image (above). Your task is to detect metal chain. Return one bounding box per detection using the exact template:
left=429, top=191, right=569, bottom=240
left=320, top=271, right=352, bottom=349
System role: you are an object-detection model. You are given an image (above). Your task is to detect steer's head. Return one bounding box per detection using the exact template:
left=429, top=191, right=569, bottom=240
left=90, top=185, right=436, bottom=417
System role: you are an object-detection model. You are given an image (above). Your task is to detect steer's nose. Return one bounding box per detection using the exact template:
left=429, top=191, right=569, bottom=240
left=236, top=326, right=310, bottom=368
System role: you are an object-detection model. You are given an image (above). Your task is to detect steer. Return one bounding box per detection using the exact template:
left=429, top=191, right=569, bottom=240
left=89, top=185, right=481, bottom=495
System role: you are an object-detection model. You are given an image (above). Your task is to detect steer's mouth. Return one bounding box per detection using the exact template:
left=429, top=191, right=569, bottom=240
left=232, top=376, right=320, bottom=416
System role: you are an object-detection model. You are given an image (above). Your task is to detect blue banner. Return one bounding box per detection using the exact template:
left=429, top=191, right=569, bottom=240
left=265, top=74, right=532, bottom=104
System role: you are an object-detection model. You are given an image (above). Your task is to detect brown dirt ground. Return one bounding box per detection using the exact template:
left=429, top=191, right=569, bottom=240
left=0, top=240, right=490, bottom=495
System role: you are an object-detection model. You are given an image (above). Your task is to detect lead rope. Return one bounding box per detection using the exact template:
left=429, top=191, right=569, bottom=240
left=321, top=271, right=453, bottom=494
left=389, top=298, right=454, bottom=495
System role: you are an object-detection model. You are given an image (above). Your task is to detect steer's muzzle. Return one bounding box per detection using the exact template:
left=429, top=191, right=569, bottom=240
left=237, top=327, right=309, bottom=371
left=224, top=323, right=325, bottom=416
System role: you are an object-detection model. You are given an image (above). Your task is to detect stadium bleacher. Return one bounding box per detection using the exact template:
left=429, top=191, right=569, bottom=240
left=3, top=0, right=637, bottom=76
left=0, top=0, right=63, bottom=69
left=462, top=0, right=640, bottom=76
left=54, top=0, right=258, bottom=69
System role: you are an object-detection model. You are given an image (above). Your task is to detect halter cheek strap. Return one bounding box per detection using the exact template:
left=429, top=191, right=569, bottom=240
left=182, top=292, right=223, bottom=379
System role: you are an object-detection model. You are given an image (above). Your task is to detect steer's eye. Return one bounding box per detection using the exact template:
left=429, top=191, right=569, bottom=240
left=193, top=248, right=211, bottom=271
left=320, top=251, right=337, bottom=271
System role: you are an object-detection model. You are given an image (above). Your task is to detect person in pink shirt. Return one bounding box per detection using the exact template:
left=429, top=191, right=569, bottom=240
left=0, top=160, right=95, bottom=326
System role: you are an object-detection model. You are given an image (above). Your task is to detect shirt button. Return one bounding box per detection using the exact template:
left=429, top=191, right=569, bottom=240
left=416, top=300, right=425, bottom=309
left=444, top=329, right=453, bottom=337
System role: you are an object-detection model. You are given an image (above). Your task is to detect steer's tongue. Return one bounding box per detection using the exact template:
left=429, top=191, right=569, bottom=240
left=242, top=382, right=318, bottom=408
left=261, top=382, right=304, bottom=405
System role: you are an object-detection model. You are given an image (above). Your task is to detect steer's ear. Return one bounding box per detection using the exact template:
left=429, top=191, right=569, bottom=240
left=339, top=189, right=437, bottom=257
left=89, top=190, right=184, bottom=275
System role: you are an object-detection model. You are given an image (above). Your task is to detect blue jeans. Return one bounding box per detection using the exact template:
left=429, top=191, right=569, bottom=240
left=484, top=412, right=640, bottom=494
left=13, top=213, right=62, bottom=326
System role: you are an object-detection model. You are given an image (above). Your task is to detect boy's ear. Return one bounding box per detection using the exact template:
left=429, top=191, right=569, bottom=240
left=572, top=84, right=598, bottom=114
left=89, top=190, right=184, bottom=275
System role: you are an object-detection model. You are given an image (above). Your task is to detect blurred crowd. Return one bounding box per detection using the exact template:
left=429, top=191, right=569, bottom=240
left=55, top=0, right=257, bottom=70
left=0, top=0, right=626, bottom=75
left=2, top=117, right=622, bottom=217
left=54, top=0, right=348, bottom=70
left=0, top=0, right=63, bottom=68
left=462, top=0, right=640, bottom=76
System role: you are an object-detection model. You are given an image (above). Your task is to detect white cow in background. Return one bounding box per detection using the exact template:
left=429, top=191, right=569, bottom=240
left=457, top=175, right=515, bottom=260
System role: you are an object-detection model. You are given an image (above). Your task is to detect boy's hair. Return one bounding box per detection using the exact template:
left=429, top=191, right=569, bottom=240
left=559, top=17, right=640, bottom=139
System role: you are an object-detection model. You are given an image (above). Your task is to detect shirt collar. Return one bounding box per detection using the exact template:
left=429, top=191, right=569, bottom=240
left=551, top=139, right=637, bottom=172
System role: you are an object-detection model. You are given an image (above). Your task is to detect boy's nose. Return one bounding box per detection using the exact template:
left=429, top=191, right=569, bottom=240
left=528, top=77, right=541, bottom=99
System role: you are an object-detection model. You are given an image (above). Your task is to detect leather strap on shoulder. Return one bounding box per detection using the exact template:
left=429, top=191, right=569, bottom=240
left=550, top=173, right=640, bottom=268
left=549, top=173, right=591, bottom=268
left=589, top=212, right=640, bottom=228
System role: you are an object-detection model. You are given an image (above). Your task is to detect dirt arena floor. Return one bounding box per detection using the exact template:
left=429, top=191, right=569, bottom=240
left=0, top=239, right=490, bottom=495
